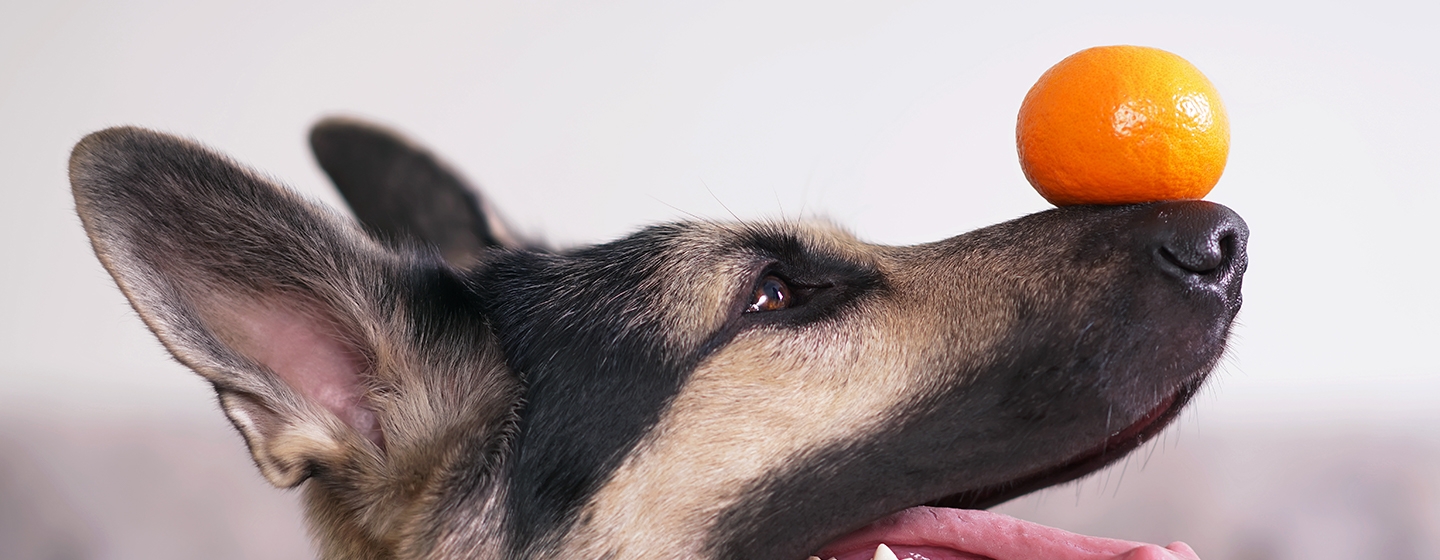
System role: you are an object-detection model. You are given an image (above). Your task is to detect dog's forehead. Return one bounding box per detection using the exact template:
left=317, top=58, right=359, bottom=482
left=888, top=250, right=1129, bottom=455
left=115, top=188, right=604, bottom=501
left=655, top=219, right=872, bottom=270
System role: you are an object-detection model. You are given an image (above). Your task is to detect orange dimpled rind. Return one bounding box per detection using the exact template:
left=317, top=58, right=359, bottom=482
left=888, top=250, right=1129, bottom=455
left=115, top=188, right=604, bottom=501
left=1017, top=46, right=1230, bottom=206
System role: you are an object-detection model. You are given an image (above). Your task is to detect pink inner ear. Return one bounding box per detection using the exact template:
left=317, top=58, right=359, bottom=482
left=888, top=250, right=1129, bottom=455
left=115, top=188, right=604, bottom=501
left=222, top=301, right=383, bottom=448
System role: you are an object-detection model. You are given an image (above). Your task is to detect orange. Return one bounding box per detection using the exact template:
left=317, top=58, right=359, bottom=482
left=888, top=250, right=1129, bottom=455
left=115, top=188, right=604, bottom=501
left=1016, top=46, right=1229, bottom=206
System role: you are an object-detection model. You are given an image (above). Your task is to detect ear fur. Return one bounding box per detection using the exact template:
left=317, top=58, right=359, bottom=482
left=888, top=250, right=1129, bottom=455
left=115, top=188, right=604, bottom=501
left=310, top=117, right=525, bottom=268
left=70, top=127, right=520, bottom=500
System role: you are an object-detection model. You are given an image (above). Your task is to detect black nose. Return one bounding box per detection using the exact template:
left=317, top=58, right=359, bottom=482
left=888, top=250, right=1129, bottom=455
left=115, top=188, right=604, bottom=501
left=1138, top=201, right=1249, bottom=288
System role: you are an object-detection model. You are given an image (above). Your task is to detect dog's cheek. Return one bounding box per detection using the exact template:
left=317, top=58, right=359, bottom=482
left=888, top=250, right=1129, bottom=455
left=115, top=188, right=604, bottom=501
left=550, top=314, right=948, bottom=557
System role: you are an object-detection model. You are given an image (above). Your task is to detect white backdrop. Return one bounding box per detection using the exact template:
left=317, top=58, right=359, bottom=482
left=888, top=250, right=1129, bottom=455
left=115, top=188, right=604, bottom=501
left=4, top=1, right=1436, bottom=430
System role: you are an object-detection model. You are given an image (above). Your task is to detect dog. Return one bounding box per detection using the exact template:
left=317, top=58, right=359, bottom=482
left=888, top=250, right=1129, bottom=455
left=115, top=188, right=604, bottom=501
left=70, top=119, right=1247, bottom=559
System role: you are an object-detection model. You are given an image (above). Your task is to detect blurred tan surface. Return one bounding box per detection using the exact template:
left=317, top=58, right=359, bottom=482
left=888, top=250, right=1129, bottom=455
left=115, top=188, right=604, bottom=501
left=2, top=409, right=1436, bottom=560
left=0, top=411, right=310, bottom=560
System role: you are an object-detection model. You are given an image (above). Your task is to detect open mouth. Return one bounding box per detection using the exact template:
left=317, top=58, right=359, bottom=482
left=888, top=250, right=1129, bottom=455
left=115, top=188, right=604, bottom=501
left=808, top=382, right=1201, bottom=560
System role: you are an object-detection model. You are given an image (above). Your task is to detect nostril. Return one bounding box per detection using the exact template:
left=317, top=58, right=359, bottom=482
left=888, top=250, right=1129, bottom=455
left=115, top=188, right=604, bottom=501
left=1159, top=229, right=1236, bottom=274
left=1159, top=246, right=1207, bottom=274
left=1139, top=201, right=1249, bottom=280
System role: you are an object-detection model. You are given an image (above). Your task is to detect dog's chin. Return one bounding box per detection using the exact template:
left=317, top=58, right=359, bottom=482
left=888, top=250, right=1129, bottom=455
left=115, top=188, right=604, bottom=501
left=807, top=382, right=1200, bottom=560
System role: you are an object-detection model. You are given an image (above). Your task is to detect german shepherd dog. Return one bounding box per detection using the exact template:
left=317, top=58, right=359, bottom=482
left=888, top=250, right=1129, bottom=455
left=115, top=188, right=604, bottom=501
left=70, top=120, right=1247, bottom=560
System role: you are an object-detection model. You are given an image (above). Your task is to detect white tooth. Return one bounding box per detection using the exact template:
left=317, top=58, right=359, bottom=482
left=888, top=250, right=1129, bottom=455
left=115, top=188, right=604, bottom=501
left=807, top=557, right=821, bottom=560
left=873, top=543, right=899, bottom=560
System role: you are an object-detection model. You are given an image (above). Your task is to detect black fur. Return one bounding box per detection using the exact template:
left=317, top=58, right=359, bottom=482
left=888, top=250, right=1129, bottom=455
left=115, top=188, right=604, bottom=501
left=476, top=228, right=716, bottom=552
left=311, top=118, right=513, bottom=264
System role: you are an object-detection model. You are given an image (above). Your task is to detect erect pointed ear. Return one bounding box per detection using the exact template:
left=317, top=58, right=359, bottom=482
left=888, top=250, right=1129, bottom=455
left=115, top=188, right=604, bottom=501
left=71, top=127, right=519, bottom=489
left=309, top=117, right=526, bottom=268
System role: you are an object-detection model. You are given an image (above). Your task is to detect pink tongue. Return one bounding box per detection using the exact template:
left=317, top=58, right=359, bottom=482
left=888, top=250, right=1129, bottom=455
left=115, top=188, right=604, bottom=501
left=814, top=507, right=1200, bottom=560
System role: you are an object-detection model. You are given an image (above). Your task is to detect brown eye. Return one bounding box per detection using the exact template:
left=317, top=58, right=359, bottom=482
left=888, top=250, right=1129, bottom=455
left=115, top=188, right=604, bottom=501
left=746, top=275, right=791, bottom=313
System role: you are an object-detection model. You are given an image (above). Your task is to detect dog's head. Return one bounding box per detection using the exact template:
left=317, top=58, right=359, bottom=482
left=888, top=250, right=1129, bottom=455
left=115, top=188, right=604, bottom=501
left=71, top=123, right=1245, bottom=559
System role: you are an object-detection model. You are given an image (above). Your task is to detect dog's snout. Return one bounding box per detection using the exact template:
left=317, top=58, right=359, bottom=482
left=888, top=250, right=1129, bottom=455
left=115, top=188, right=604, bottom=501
left=1139, top=201, right=1249, bottom=284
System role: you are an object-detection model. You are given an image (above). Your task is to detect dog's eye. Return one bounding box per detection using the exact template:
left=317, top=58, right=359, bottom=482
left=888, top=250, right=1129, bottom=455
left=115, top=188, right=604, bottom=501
left=746, top=275, right=791, bottom=313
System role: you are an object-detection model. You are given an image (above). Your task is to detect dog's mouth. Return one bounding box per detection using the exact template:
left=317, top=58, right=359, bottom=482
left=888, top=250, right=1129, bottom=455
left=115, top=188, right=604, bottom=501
left=808, top=383, right=1200, bottom=560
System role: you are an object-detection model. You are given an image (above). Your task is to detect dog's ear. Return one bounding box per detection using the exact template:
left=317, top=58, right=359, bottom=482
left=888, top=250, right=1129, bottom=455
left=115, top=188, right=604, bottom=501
left=309, top=118, right=524, bottom=268
left=71, top=127, right=518, bottom=489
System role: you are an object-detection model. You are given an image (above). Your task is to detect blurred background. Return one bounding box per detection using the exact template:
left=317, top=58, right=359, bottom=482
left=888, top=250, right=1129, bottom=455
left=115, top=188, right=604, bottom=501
left=3, top=1, right=1438, bottom=558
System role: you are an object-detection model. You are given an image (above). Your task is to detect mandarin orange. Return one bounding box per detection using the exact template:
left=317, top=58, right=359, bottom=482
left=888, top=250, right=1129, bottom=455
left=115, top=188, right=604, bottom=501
left=1017, top=46, right=1229, bottom=206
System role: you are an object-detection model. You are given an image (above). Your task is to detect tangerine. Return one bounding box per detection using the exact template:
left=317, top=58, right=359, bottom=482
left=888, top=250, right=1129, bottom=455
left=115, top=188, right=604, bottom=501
left=1017, top=46, right=1229, bottom=206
